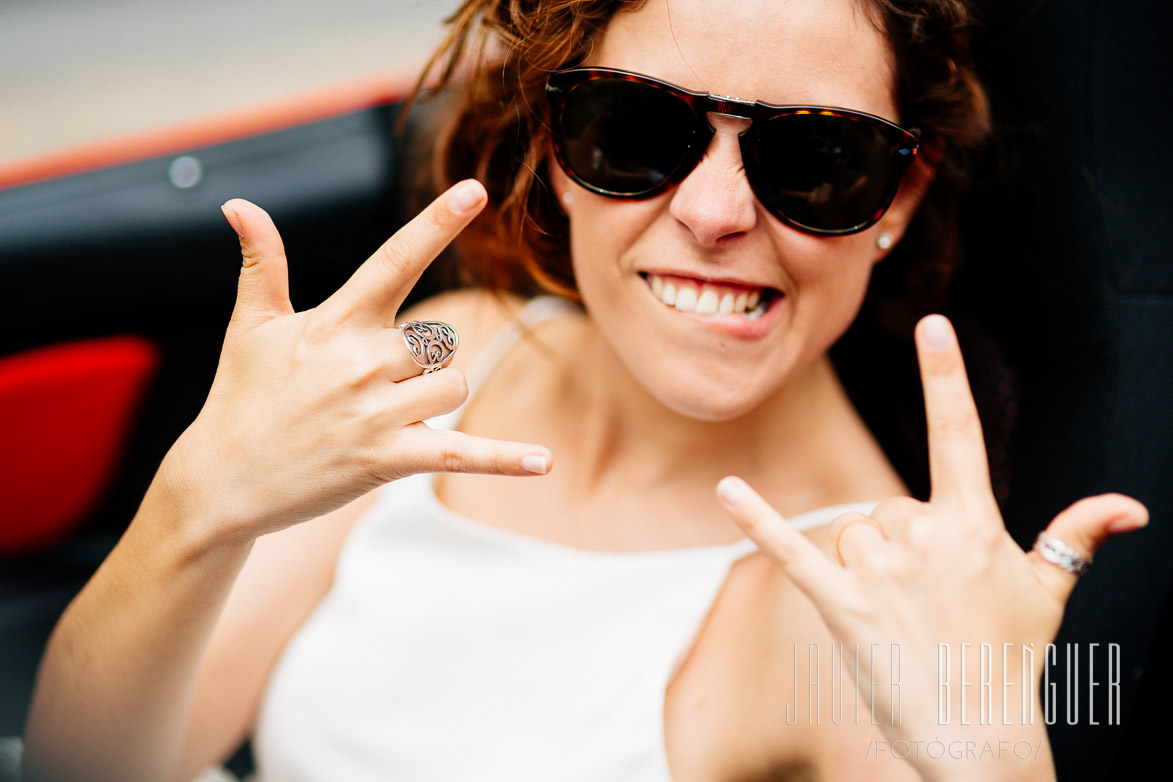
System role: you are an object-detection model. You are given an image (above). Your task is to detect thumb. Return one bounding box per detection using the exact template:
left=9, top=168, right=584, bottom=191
left=1028, top=493, right=1148, bottom=603
left=221, top=198, right=294, bottom=328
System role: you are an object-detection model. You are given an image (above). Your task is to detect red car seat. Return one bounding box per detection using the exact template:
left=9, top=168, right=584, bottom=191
left=0, top=336, right=158, bottom=553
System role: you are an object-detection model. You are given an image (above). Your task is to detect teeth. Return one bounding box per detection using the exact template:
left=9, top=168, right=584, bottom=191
left=645, top=273, right=770, bottom=319
left=744, top=295, right=768, bottom=321
left=695, top=289, right=719, bottom=316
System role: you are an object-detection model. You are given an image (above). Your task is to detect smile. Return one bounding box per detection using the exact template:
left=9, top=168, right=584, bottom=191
left=641, top=273, right=779, bottom=321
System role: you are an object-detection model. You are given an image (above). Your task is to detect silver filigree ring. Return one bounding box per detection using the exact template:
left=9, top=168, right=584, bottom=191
left=399, top=320, right=459, bottom=374
left=1033, top=531, right=1092, bottom=576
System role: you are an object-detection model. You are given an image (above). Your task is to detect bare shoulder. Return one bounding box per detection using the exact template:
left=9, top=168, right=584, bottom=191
left=397, top=288, right=527, bottom=375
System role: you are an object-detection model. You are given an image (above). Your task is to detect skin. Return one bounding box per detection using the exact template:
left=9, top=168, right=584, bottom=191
left=22, top=1, right=1147, bottom=781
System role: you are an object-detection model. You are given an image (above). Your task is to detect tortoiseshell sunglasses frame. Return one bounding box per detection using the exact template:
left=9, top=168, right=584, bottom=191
left=545, top=67, right=920, bottom=236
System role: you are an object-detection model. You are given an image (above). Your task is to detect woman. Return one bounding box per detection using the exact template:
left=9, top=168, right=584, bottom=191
left=22, top=1, right=1147, bottom=780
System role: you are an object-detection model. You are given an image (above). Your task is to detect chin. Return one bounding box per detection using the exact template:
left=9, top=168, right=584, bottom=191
left=645, top=371, right=774, bottom=423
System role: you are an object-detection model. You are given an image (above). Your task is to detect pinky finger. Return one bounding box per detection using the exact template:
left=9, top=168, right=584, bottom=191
left=716, top=476, right=851, bottom=600
left=395, top=427, right=553, bottom=478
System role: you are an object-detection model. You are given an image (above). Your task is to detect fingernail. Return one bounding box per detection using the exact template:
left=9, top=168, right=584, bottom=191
left=717, top=476, right=743, bottom=505
left=448, top=181, right=484, bottom=215
left=521, top=455, right=548, bottom=475
left=921, top=314, right=953, bottom=353
left=1107, top=511, right=1149, bottom=534
left=221, top=203, right=244, bottom=238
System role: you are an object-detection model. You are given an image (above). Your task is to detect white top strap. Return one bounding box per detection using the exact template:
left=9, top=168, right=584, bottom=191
left=463, top=295, right=580, bottom=397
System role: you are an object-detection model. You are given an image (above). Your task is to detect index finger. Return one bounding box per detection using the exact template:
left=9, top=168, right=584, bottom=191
left=319, top=180, right=487, bottom=327
left=716, top=477, right=852, bottom=604
left=915, top=315, right=995, bottom=508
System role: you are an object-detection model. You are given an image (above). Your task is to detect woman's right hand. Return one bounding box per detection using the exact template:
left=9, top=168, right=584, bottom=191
left=160, top=179, right=551, bottom=547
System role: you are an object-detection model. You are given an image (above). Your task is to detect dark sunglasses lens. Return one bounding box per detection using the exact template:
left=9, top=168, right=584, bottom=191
left=752, top=114, right=899, bottom=232
left=557, top=78, right=697, bottom=195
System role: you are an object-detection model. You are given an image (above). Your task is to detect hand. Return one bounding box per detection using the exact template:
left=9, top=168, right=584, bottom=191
left=715, top=315, right=1147, bottom=781
left=159, top=180, right=552, bottom=544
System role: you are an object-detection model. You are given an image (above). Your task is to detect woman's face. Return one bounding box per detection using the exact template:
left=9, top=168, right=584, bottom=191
left=550, top=0, right=928, bottom=422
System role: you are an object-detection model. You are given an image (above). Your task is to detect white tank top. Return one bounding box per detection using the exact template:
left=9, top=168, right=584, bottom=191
left=252, top=297, right=873, bottom=781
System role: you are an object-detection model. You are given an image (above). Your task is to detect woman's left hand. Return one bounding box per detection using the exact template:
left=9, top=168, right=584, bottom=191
left=715, top=314, right=1147, bottom=782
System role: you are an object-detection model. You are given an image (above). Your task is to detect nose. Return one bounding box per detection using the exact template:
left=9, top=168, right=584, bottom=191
left=667, top=113, right=758, bottom=247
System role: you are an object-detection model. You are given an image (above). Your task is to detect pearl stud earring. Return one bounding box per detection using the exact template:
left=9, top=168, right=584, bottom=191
left=876, top=232, right=894, bottom=251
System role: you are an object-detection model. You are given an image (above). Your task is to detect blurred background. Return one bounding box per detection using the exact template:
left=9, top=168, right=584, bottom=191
left=1, top=0, right=463, bottom=163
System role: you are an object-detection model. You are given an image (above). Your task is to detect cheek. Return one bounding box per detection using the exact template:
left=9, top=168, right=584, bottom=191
left=565, top=193, right=665, bottom=291
left=567, top=218, right=617, bottom=298
left=780, top=232, right=879, bottom=341
left=785, top=231, right=876, bottom=297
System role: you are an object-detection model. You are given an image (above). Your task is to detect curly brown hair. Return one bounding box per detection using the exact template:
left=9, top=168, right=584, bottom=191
left=417, top=0, right=991, bottom=316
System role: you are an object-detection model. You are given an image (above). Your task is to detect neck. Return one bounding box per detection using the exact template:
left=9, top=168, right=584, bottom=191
left=559, top=319, right=887, bottom=515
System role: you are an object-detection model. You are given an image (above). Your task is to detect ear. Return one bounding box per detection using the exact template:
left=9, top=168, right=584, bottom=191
left=872, top=156, right=937, bottom=261
left=545, top=147, right=575, bottom=216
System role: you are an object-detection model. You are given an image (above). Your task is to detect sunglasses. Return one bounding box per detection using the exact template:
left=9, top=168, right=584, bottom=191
left=545, top=67, right=920, bottom=237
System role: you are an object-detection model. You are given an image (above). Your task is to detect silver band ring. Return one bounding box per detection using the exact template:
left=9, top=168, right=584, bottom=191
left=399, top=320, right=459, bottom=374
left=1033, top=531, right=1092, bottom=576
